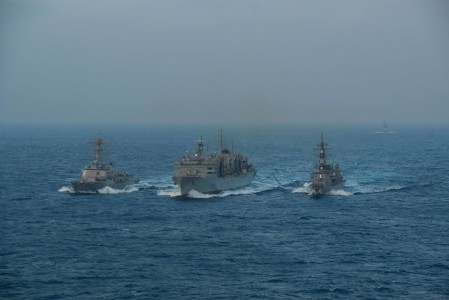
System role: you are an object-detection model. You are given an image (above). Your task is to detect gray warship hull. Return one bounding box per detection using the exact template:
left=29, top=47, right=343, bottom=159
left=174, top=171, right=256, bottom=196
left=310, top=181, right=345, bottom=197
left=69, top=136, right=139, bottom=194
left=309, top=133, right=345, bottom=197
left=71, top=177, right=139, bottom=193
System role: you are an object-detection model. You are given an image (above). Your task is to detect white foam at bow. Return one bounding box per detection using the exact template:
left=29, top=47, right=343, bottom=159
left=97, top=185, right=140, bottom=194
left=329, top=189, right=353, bottom=196
left=187, top=190, right=214, bottom=198
left=58, top=186, right=74, bottom=193
left=157, top=189, right=182, bottom=197
left=187, top=186, right=270, bottom=198
left=292, top=182, right=311, bottom=194
left=156, top=180, right=273, bottom=198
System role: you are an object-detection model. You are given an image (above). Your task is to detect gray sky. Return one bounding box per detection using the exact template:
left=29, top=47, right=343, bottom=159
left=1, top=0, right=448, bottom=125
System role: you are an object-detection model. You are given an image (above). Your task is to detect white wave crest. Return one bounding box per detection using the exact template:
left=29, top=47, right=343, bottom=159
left=187, top=190, right=214, bottom=198
left=221, top=187, right=263, bottom=197
left=292, top=182, right=352, bottom=196
left=350, top=183, right=407, bottom=195
left=135, top=180, right=154, bottom=189
left=329, top=189, right=353, bottom=196
left=136, top=178, right=178, bottom=191
left=385, top=184, right=406, bottom=191
left=157, top=185, right=267, bottom=199
left=157, top=189, right=182, bottom=197
left=292, top=182, right=311, bottom=194
left=97, top=185, right=140, bottom=194
left=58, top=186, right=74, bottom=193
left=186, top=188, right=260, bottom=198
left=59, top=183, right=140, bottom=194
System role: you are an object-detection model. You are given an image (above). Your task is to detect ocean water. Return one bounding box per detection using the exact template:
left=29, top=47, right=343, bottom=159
left=1, top=124, right=448, bottom=299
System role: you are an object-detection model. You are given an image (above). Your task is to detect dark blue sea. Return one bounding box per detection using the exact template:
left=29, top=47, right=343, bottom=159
left=1, top=124, right=448, bottom=299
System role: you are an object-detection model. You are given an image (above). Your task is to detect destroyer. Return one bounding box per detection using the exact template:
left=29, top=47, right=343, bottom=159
left=310, top=133, right=344, bottom=196
left=71, top=137, right=139, bottom=193
left=173, top=132, right=256, bottom=196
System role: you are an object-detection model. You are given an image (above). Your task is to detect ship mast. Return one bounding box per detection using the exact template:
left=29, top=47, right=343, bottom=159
left=220, top=129, right=223, bottom=152
left=94, top=137, right=103, bottom=165
left=93, top=129, right=103, bottom=165
left=319, top=132, right=327, bottom=168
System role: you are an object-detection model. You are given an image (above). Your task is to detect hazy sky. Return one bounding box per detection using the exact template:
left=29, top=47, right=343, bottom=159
left=1, top=0, right=448, bottom=125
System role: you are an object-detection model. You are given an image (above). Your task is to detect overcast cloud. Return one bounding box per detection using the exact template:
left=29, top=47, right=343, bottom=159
left=1, top=0, right=448, bottom=125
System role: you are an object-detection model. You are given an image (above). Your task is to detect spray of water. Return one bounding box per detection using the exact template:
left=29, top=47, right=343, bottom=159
left=97, top=185, right=140, bottom=194
left=59, top=176, right=408, bottom=197
left=292, top=182, right=311, bottom=194
left=329, top=189, right=353, bottom=196
left=58, top=183, right=141, bottom=194
left=58, top=186, right=74, bottom=193
left=157, top=189, right=182, bottom=197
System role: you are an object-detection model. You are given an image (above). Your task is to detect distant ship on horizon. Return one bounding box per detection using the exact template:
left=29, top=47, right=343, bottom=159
left=376, top=122, right=392, bottom=134
left=173, top=131, right=256, bottom=196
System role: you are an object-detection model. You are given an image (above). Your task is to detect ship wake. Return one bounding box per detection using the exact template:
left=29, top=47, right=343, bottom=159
left=186, top=187, right=266, bottom=199
left=157, top=183, right=275, bottom=199
left=58, top=183, right=143, bottom=194
left=351, top=184, right=408, bottom=195
left=58, top=186, right=76, bottom=193
left=292, top=178, right=412, bottom=196
left=157, top=184, right=182, bottom=197
left=292, top=182, right=311, bottom=194
left=97, top=185, right=140, bottom=194
left=329, top=189, right=353, bottom=196
left=292, top=182, right=353, bottom=196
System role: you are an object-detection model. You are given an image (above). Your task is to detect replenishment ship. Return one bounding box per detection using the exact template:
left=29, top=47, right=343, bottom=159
left=173, top=132, right=256, bottom=196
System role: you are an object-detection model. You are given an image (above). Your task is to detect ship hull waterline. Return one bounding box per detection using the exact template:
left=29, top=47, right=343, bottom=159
left=310, top=182, right=345, bottom=197
left=71, top=178, right=139, bottom=193
left=173, top=171, right=256, bottom=196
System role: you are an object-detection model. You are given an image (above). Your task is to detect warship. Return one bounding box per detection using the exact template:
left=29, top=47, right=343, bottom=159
left=173, top=132, right=256, bottom=196
left=71, top=137, right=139, bottom=193
left=376, top=121, right=390, bottom=133
left=310, top=133, right=345, bottom=196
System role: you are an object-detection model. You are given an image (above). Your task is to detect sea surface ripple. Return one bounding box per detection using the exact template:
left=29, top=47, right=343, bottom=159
left=1, top=125, right=448, bottom=299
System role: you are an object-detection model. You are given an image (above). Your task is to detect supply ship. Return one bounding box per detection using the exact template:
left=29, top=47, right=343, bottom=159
left=173, top=132, right=256, bottom=196
left=310, top=133, right=344, bottom=196
left=71, top=137, right=139, bottom=193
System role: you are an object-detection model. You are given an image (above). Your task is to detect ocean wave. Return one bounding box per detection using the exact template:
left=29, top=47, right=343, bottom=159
left=352, top=184, right=408, bottom=195
left=187, top=190, right=214, bottom=198
left=329, top=189, right=353, bottom=196
left=292, top=182, right=352, bottom=196
left=187, top=187, right=266, bottom=199
left=291, top=177, right=410, bottom=196
left=216, top=186, right=269, bottom=198
left=292, top=182, right=311, bottom=194
left=157, top=184, right=273, bottom=199
left=97, top=185, right=140, bottom=194
left=58, top=183, right=141, bottom=194
left=157, top=189, right=182, bottom=197
left=58, top=186, right=74, bottom=193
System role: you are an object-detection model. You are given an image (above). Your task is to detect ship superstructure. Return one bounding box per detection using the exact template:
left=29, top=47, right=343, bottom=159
left=310, top=133, right=344, bottom=196
left=71, top=137, right=139, bottom=193
left=173, top=132, right=256, bottom=196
